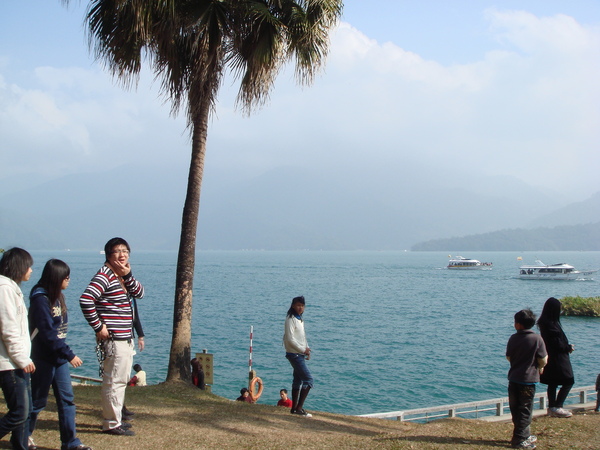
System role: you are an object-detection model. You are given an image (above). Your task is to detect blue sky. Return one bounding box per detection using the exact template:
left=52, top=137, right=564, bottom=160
left=1, top=1, right=600, bottom=200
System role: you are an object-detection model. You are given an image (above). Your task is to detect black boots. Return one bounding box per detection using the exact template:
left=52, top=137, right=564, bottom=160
left=290, top=388, right=300, bottom=413
left=292, top=387, right=312, bottom=417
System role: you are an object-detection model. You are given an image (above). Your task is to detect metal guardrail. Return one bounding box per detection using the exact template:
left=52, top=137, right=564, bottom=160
left=358, top=385, right=597, bottom=422
left=71, top=374, right=102, bottom=385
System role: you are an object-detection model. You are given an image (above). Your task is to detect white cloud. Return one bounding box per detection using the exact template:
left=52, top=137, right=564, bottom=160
left=0, top=66, right=190, bottom=180
left=486, top=9, right=598, bottom=54
left=1, top=9, right=598, bottom=198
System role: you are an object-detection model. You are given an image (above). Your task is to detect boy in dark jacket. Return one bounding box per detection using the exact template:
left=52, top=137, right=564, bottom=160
left=506, top=309, right=548, bottom=449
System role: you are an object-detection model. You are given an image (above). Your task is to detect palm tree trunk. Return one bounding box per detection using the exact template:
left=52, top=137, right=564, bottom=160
left=166, top=100, right=210, bottom=383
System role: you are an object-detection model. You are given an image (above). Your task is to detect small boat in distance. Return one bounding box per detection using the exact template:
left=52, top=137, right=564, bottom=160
left=447, top=256, right=493, bottom=270
left=518, top=260, right=598, bottom=280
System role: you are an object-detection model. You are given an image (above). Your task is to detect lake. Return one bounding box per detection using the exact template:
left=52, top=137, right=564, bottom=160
left=25, top=250, right=600, bottom=416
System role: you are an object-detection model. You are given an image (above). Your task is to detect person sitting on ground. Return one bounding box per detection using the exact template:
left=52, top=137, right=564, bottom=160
left=127, top=364, right=146, bottom=387
left=277, top=389, right=292, bottom=408
left=236, top=388, right=252, bottom=403
left=191, top=358, right=205, bottom=390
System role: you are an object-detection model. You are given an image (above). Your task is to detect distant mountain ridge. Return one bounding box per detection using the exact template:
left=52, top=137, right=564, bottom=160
left=411, top=222, right=600, bottom=251
left=0, top=163, right=598, bottom=251
left=527, top=192, right=600, bottom=228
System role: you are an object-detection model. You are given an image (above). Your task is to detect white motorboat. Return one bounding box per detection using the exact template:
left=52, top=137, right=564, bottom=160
left=518, top=260, right=598, bottom=280
left=447, top=256, right=493, bottom=270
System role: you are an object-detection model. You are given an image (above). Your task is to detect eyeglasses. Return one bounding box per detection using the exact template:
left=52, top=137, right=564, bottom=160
left=112, top=249, right=130, bottom=255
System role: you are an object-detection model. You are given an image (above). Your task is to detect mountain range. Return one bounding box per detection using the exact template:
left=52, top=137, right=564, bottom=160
left=1, top=163, right=598, bottom=251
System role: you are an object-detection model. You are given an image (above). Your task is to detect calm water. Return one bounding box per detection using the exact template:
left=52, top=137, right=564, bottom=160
left=25, top=250, right=600, bottom=416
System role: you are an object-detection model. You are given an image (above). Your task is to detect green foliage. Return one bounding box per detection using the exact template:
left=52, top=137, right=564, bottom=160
left=560, top=296, right=600, bottom=317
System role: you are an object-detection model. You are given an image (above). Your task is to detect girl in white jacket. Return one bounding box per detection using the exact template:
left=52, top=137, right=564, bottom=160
left=0, top=247, right=35, bottom=450
left=283, top=296, right=313, bottom=417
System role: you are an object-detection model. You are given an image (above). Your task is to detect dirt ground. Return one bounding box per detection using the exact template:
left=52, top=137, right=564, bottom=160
left=1, top=383, right=598, bottom=449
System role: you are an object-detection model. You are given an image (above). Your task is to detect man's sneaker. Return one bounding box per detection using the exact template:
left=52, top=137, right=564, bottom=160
left=292, top=408, right=313, bottom=418
left=102, top=426, right=135, bottom=436
left=122, top=406, right=135, bottom=420
left=122, top=406, right=135, bottom=416
left=28, top=436, right=38, bottom=450
left=511, top=440, right=536, bottom=449
left=525, top=435, right=537, bottom=444
left=548, top=407, right=572, bottom=418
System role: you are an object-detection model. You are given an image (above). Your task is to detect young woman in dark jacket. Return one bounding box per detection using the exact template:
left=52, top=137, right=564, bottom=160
left=537, top=297, right=575, bottom=418
left=28, top=259, right=91, bottom=450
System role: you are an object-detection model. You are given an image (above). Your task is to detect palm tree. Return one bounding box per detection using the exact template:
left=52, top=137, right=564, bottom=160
left=65, top=0, right=343, bottom=382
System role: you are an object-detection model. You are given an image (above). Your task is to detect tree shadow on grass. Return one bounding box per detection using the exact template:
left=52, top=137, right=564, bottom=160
left=376, top=434, right=509, bottom=447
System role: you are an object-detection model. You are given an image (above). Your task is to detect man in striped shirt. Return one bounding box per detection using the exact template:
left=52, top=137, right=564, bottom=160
left=80, top=237, right=144, bottom=436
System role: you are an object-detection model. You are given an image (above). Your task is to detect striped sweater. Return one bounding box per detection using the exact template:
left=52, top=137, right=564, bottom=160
left=79, top=265, right=144, bottom=340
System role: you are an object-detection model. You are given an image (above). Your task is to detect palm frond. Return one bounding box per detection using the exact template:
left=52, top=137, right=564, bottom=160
left=82, top=0, right=341, bottom=121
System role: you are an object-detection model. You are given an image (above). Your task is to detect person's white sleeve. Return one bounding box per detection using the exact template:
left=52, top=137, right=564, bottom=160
left=283, top=317, right=305, bottom=353
left=0, top=286, right=32, bottom=369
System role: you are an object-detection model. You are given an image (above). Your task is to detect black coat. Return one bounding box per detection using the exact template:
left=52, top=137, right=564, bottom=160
left=539, top=321, right=574, bottom=385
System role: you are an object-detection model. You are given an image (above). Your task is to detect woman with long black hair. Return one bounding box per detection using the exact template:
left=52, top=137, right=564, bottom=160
left=537, top=297, right=575, bottom=418
left=283, top=296, right=313, bottom=417
left=28, top=259, right=91, bottom=450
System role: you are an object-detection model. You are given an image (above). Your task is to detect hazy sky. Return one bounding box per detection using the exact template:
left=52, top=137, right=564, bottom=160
left=1, top=1, right=599, bottom=200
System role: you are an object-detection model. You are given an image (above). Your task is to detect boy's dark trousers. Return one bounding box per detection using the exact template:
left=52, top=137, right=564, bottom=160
left=508, top=381, right=536, bottom=445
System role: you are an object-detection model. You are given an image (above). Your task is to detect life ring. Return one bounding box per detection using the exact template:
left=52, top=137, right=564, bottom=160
left=249, top=376, right=263, bottom=402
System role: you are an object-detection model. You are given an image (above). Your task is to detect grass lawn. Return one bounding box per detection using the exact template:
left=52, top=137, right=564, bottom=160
left=2, top=382, right=599, bottom=449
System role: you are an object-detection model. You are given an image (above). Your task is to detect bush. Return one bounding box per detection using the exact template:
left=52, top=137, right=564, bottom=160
left=560, top=296, right=600, bottom=317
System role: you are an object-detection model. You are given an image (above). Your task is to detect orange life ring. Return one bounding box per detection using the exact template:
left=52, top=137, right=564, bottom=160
left=249, top=376, right=263, bottom=402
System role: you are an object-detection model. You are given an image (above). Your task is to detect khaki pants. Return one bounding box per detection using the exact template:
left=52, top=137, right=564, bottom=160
left=101, top=340, right=134, bottom=430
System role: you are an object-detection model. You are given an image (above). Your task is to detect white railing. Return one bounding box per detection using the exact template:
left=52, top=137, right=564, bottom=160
left=71, top=374, right=102, bottom=385
left=358, top=385, right=597, bottom=422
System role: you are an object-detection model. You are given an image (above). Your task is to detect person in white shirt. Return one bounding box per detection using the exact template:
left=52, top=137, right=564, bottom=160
left=128, top=364, right=147, bottom=387
left=283, top=296, right=313, bottom=417
left=0, top=248, right=35, bottom=450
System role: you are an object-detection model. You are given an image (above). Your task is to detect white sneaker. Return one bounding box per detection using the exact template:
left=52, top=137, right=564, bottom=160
left=526, top=435, right=537, bottom=444
left=548, top=407, right=572, bottom=418
left=292, top=408, right=313, bottom=418
left=511, top=440, right=536, bottom=449
left=28, top=436, right=36, bottom=449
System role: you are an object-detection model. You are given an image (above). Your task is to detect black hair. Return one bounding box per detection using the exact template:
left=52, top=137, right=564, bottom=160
left=538, top=297, right=562, bottom=325
left=537, top=297, right=565, bottom=336
left=280, top=388, right=288, bottom=394
left=286, top=295, right=305, bottom=318
left=514, top=308, right=536, bottom=329
left=104, top=237, right=130, bottom=261
left=133, top=364, right=142, bottom=372
left=31, top=259, right=70, bottom=316
left=0, top=247, right=34, bottom=285
left=240, top=387, right=249, bottom=395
